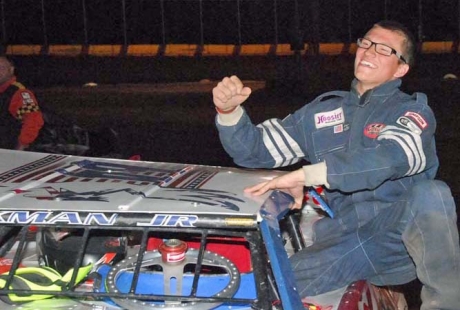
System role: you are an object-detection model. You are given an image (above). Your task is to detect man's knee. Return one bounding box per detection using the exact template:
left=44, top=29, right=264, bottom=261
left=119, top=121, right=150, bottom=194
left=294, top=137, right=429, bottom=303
left=409, top=179, right=456, bottom=216
left=411, top=179, right=451, bottom=196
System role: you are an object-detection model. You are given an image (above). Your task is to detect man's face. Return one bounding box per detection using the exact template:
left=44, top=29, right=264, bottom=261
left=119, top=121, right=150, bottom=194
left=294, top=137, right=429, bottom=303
left=0, top=58, right=14, bottom=85
left=354, top=26, right=409, bottom=94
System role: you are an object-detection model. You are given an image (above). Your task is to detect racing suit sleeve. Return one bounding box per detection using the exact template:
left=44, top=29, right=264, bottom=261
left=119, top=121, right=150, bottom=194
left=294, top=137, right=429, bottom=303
left=9, top=89, right=45, bottom=146
left=216, top=106, right=307, bottom=168
left=324, top=96, right=438, bottom=193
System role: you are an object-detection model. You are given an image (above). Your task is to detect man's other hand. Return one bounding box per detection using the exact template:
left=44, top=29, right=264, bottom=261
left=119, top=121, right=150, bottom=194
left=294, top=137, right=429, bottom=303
left=244, top=168, right=305, bottom=210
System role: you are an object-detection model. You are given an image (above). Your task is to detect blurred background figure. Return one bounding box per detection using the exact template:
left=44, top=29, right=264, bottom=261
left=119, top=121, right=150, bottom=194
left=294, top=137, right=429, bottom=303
left=0, top=56, right=44, bottom=150
left=0, top=56, right=120, bottom=157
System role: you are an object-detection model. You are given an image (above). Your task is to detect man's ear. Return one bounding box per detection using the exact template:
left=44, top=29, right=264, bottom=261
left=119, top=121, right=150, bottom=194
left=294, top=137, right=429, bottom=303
left=394, top=63, right=410, bottom=78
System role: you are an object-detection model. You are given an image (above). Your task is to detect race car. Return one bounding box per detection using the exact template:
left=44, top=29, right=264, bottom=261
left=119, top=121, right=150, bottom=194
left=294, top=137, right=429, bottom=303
left=0, top=149, right=407, bottom=309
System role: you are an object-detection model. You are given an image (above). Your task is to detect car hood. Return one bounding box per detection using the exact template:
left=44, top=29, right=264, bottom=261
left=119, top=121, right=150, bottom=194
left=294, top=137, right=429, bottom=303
left=0, top=149, right=286, bottom=220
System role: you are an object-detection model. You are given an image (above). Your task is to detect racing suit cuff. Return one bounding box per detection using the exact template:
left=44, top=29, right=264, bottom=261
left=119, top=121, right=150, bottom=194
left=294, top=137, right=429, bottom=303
left=216, top=105, right=244, bottom=126
left=303, top=162, right=329, bottom=188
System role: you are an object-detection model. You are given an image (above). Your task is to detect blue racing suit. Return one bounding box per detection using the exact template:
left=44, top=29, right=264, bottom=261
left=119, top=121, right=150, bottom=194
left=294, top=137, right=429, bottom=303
left=216, top=79, right=460, bottom=309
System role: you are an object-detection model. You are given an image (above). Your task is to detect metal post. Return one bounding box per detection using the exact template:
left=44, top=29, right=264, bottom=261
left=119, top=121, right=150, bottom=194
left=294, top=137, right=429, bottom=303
left=384, top=0, right=388, bottom=19
left=418, top=0, right=423, bottom=44
left=237, top=0, right=241, bottom=45
left=160, top=0, right=166, bottom=45
left=196, top=0, right=204, bottom=56
left=82, top=0, right=88, bottom=45
left=1, top=0, right=5, bottom=46
left=273, top=0, right=278, bottom=45
left=41, top=0, right=48, bottom=47
left=292, top=0, right=303, bottom=84
left=121, top=0, right=127, bottom=53
left=348, top=0, right=352, bottom=42
left=199, top=0, right=204, bottom=46
left=292, top=0, right=301, bottom=49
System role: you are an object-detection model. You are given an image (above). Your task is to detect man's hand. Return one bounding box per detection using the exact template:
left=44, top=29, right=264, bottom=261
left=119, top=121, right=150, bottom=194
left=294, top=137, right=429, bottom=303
left=244, top=168, right=305, bottom=209
left=212, top=75, right=252, bottom=111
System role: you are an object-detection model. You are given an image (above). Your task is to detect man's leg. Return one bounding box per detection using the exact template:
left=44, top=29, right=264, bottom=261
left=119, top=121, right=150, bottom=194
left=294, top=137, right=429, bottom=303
left=402, top=180, right=460, bottom=310
left=290, top=199, right=418, bottom=297
left=290, top=180, right=460, bottom=308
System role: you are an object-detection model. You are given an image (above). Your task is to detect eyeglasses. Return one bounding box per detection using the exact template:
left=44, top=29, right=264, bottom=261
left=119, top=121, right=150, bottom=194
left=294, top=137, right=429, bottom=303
left=357, top=38, right=407, bottom=64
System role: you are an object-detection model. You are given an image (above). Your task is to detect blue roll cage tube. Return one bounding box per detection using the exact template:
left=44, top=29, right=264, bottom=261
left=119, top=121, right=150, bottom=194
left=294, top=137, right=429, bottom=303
left=307, top=187, right=334, bottom=218
left=259, top=190, right=304, bottom=310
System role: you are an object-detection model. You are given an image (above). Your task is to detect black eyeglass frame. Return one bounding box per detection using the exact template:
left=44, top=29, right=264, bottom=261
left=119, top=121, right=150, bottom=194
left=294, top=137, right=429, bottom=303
left=357, top=38, right=407, bottom=64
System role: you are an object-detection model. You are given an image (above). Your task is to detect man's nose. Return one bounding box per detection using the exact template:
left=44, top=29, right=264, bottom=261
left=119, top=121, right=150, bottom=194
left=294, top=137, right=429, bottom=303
left=364, top=44, right=377, bottom=56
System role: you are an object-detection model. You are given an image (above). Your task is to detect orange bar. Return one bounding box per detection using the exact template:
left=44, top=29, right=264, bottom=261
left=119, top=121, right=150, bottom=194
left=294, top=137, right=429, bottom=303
left=318, top=43, right=357, bottom=55
left=88, top=45, right=123, bottom=56
left=163, top=44, right=198, bottom=57
left=127, top=44, right=160, bottom=56
left=239, top=44, right=273, bottom=56
left=3, top=42, right=459, bottom=57
left=421, top=41, right=455, bottom=54
left=5, top=45, right=42, bottom=55
left=49, top=45, right=83, bottom=56
left=275, top=44, right=296, bottom=56
left=202, top=44, right=236, bottom=56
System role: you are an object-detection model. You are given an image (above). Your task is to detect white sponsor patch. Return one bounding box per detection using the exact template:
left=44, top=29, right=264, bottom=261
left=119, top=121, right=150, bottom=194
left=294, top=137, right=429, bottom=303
left=397, top=116, right=422, bottom=135
left=314, top=107, right=344, bottom=129
left=21, top=92, right=31, bottom=100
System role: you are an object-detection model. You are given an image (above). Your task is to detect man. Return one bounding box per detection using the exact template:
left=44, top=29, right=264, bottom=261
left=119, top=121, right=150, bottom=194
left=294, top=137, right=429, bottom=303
left=0, top=56, right=44, bottom=150
left=213, top=21, right=460, bottom=309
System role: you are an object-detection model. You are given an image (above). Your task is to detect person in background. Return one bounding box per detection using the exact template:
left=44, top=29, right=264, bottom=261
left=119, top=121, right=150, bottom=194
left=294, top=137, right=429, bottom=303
left=0, top=56, right=44, bottom=150
left=213, top=20, right=460, bottom=309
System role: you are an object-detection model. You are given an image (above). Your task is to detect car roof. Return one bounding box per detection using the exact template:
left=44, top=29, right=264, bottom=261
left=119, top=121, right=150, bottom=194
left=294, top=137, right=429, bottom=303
left=0, top=149, right=285, bottom=221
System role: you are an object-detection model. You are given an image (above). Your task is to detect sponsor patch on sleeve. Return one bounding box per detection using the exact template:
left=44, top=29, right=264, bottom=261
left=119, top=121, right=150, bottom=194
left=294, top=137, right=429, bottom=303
left=397, top=116, right=422, bottom=134
left=21, top=92, right=31, bottom=100
left=20, top=91, right=37, bottom=106
left=364, top=123, right=386, bottom=139
left=404, top=111, right=427, bottom=129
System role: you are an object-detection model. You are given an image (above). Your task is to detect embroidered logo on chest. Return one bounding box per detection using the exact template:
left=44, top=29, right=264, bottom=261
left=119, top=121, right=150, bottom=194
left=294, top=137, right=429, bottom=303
left=364, top=123, right=386, bottom=139
left=314, top=107, right=344, bottom=129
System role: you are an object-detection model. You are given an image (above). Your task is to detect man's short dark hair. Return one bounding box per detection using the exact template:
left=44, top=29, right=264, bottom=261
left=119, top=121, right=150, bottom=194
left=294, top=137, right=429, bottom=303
left=374, top=20, right=416, bottom=66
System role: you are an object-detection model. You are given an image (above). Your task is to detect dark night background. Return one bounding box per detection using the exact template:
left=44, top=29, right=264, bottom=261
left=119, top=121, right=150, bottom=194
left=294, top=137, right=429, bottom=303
left=1, top=0, right=459, bottom=46
left=1, top=1, right=460, bottom=308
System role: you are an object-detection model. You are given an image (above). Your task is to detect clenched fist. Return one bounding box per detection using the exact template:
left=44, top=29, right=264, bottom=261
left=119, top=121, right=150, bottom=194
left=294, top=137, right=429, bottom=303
left=212, top=75, right=252, bottom=112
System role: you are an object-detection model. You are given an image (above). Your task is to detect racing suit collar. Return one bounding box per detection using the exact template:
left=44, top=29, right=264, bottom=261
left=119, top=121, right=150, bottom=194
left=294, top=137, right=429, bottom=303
left=351, top=78, right=402, bottom=107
